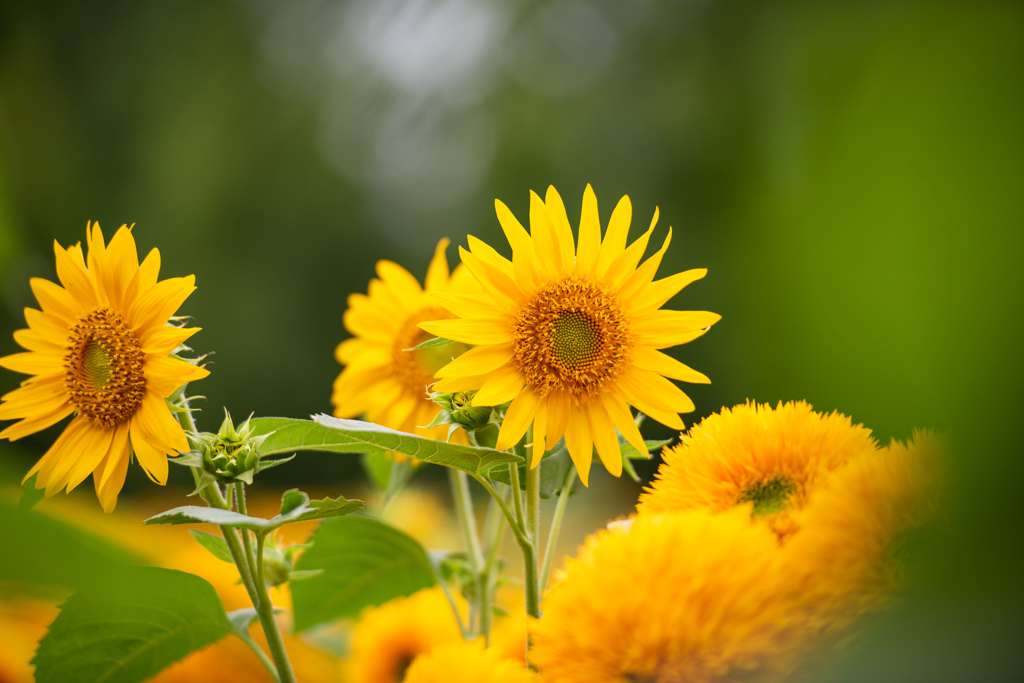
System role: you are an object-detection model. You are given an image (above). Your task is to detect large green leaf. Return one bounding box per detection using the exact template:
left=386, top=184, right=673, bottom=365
left=290, top=516, right=436, bottom=632
left=33, top=567, right=234, bottom=683
left=0, top=500, right=141, bottom=593
left=143, top=492, right=363, bottom=532
left=248, top=415, right=522, bottom=475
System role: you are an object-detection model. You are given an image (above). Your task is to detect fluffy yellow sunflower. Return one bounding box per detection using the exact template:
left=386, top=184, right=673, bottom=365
left=530, top=509, right=812, bottom=683
left=785, top=430, right=945, bottom=628
left=421, top=185, right=719, bottom=485
left=403, top=640, right=536, bottom=683
left=637, top=401, right=878, bottom=540
left=332, top=239, right=474, bottom=448
left=346, top=587, right=464, bottom=683
left=0, top=223, right=208, bottom=512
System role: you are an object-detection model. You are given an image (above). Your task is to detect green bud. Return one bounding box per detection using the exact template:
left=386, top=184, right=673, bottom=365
left=262, top=545, right=291, bottom=588
left=195, top=409, right=274, bottom=485
left=430, top=391, right=494, bottom=429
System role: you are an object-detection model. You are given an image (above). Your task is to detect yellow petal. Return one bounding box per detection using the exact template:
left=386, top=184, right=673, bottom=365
left=467, top=235, right=515, bottom=276
left=419, top=318, right=512, bottom=346
left=433, top=292, right=513, bottom=319
left=0, top=375, right=69, bottom=419
left=47, top=420, right=114, bottom=496
left=85, top=222, right=106, bottom=273
left=127, top=275, right=196, bottom=334
left=424, top=238, right=452, bottom=293
left=140, top=325, right=200, bottom=355
left=30, top=278, right=79, bottom=324
left=472, top=365, right=525, bottom=406
left=99, top=226, right=140, bottom=310
left=530, top=399, right=547, bottom=468
left=24, top=307, right=70, bottom=344
left=631, top=346, right=711, bottom=384
left=633, top=310, right=721, bottom=349
left=377, top=260, right=424, bottom=302
left=588, top=401, right=622, bottom=478
left=529, top=190, right=564, bottom=276
left=13, top=328, right=62, bottom=354
left=614, top=376, right=685, bottom=431
left=135, top=390, right=189, bottom=453
left=63, top=421, right=128, bottom=493
left=601, top=218, right=656, bottom=289
left=131, top=414, right=170, bottom=484
left=544, top=391, right=570, bottom=451
left=458, top=247, right=521, bottom=310
left=617, top=227, right=672, bottom=303
left=601, top=393, right=647, bottom=458
left=0, top=401, right=74, bottom=441
left=53, top=241, right=97, bottom=308
left=495, top=199, right=541, bottom=292
left=575, top=184, right=601, bottom=275
left=632, top=268, right=707, bottom=313
left=94, top=442, right=131, bottom=513
left=144, top=355, right=210, bottom=397
left=594, top=195, right=632, bottom=275
left=22, top=416, right=84, bottom=485
left=435, top=344, right=513, bottom=378
left=431, top=373, right=489, bottom=393
left=563, top=410, right=593, bottom=487
left=0, top=351, right=63, bottom=377
left=495, top=388, right=540, bottom=451
left=544, top=186, right=576, bottom=271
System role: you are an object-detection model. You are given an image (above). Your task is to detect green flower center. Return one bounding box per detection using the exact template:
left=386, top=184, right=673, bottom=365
left=738, top=477, right=796, bottom=517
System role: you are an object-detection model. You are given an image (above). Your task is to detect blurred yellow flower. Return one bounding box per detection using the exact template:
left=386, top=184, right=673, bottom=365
left=0, top=223, right=208, bottom=512
left=530, top=509, right=810, bottom=683
left=333, top=239, right=474, bottom=453
left=638, top=401, right=877, bottom=540
left=346, top=587, right=464, bottom=683
left=423, top=185, right=718, bottom=485
left=404, top=640, right=536, bottom=683
left=786, top=430, right=945, bottom=628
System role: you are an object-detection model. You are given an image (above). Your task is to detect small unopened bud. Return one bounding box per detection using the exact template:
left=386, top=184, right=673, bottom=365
left=429, top=391, right=493, bottom=430
left=195, top=409, right=272, bottom=485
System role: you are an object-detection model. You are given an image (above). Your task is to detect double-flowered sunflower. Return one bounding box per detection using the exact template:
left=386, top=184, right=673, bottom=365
left=638, top=400, right=878, bottom=540
left=421, top=185, right=719, bottom=484
left=0, top=223, right=208, bottom=511
left=333, top=239, right=473, bottom=446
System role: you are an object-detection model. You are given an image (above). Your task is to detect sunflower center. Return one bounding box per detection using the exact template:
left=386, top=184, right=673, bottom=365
left=393, top=307, right=470, bottom=399
left=738, top=476, right=796, bottom=517
left=63, top=308, right=146, bottom=427
left=512, top=276, right=632, bottom=399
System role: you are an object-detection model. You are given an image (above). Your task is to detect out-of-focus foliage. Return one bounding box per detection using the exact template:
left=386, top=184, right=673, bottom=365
left=0, top=0, right=1021, bottom=679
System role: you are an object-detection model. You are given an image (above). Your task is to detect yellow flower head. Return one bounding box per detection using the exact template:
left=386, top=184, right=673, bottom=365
left=421, top=185, right=719, bottom=485
left=0, top=223, right=208, bottom=512
left=333, top=239, right=475, bottom=450
left=785, top=430, right=945, bottom=627
left=404, top=640, right=536, bottom=683
left=637, top=401, right=877, bottom=540
left=530, top=509, right=810, bottom=683
left=346, top=587, right=463, bottom=683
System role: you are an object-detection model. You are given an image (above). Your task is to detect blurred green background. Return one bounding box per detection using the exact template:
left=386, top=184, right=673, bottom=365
left=1, top=0, right=1021, bottom=680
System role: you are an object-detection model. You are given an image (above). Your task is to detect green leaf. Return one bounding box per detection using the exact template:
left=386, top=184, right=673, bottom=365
left=144, top=502, right=307, bottom=532
left=189, top=530, right=234, bottom=563
left=620, top=438, right=674, bottom=460
left=225, top=607, right=260, bottom=634
left=290, top=516, right=436, bottom=631
left=248, top=415, right=522, bottom=476
left=18, top=473, right=45, bottom=510
left=33, top=567, right=234, bottom=683
left=404, top=336, right=455, bottom=351
left=280, top=489, right=309, bottom=515
left=294, top=495, right=365, bottom=523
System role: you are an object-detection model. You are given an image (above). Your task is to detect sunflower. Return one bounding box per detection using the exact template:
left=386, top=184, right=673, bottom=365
left=332, top=239, right=475, bottom=452
left=0, top=223, right=208, bottom=512
left=346, top=587, right=464, bottom=683
left=637, top=401, right=877, bottom=540
left=421, top=185, right=718, bottom=485
left=784, top=430, right=945, bottom=628
left=530, top=509, right=812, bottom=683
left=403, top=640, right=535, bottom=683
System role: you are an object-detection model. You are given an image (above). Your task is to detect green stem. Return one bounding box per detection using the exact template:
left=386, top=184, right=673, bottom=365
left=449, top=469, right=485, bottom=638
left=523, top=456, right=542, bottom=620
left=508, top=461, right=525, bottom=528
left=254, top=533, right=297, bottom=683
left=480, top=493, right=508, bottom=646
left=473, top=474, right=530, bottom=549
left=234, top=482, right=259, bottom=581
left=540, top=468, right=576, bottom=593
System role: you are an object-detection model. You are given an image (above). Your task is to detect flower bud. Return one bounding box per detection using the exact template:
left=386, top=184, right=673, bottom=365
left=193, top=410, right=272, bottom=485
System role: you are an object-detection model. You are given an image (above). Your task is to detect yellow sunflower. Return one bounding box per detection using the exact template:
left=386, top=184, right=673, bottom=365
left=0, top=223, right=208, bottom=512
left=785, top=430, right=945, bottom=628
left=404, top=640, right=536, bottom=683
left=530, top=509, right=812, bottom=683
left=332, top=239, right=474, bottom=449
left=346, top=587, right=464, bottom=683
left=421, top=185, right=718, bottom=485
left=637, top=401, right=877, bottom=540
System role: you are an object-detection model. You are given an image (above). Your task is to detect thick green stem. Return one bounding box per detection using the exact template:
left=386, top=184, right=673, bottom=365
left=449, top=469, right=485, bottom=637
left=473, top=474, right=530, bottom=549
left=540, top=468, right=576, bottom=592
left=508, top=461, right=525, bottom=528
left=523, top=459, right=542, bottom=620
left=255, top=533, right=296, bottom=683
left=479, top=492, right=507, bottom=645
left=235, top=482, right=258, bottom=581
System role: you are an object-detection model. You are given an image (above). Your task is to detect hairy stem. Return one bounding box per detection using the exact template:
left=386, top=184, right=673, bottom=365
left=540, top=467, right=576, bottom=593
left=255, top=533, right=296, bottom=683
left=449, top=469, right=485, bottom=637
